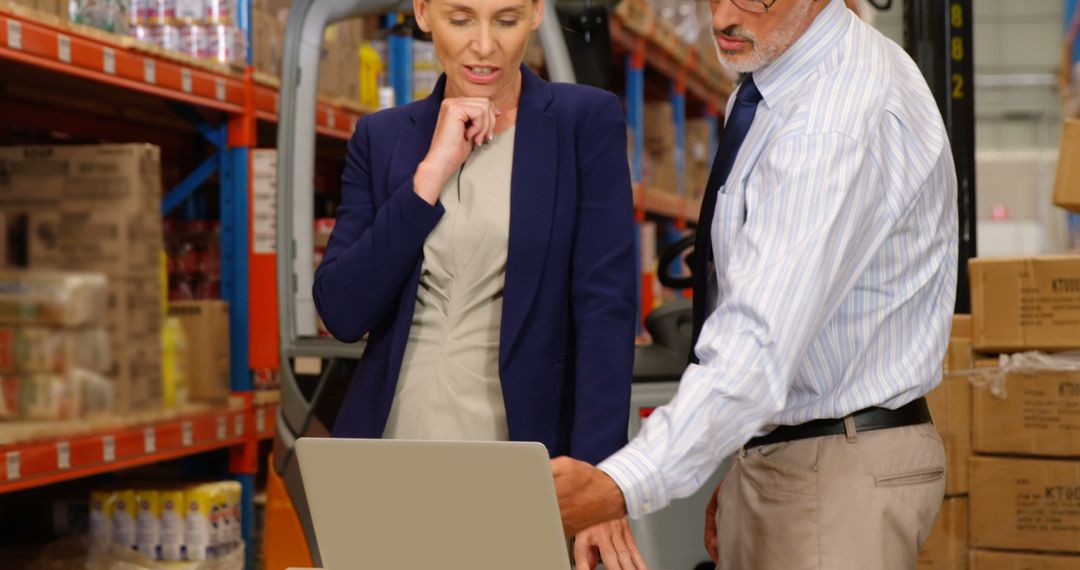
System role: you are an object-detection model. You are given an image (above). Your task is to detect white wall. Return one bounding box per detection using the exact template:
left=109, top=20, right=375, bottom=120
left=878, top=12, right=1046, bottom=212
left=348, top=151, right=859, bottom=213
left=867, top=0, right=1072, bottom=254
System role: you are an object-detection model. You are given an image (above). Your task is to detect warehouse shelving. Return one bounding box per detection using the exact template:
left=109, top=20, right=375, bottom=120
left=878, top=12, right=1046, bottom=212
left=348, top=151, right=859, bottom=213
left=0, top=5, right=368, bottom=140
left=0, top=403, right=278, bottom=494
left=0, top=3, right=315, bottom=567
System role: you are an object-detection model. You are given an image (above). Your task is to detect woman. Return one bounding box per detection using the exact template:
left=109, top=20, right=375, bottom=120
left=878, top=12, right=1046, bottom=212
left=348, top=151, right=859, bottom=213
left=313, top=0, right=641, bottom=563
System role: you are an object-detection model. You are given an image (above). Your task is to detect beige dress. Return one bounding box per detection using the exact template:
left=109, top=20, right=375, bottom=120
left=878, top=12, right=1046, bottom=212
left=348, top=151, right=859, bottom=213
left=382, top=126, right=516, bottom=441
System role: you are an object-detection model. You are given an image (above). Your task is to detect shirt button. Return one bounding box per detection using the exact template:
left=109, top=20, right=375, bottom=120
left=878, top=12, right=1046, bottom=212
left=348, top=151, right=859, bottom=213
left=643, top=501, right=653, bottom=511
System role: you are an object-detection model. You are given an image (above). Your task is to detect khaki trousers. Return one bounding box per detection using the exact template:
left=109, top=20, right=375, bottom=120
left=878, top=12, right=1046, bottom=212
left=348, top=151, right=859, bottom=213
left=716, top=422, right=945, bottom=570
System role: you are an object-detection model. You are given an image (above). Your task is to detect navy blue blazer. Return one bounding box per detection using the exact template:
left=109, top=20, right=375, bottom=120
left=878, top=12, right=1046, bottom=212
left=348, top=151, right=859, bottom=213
left=313, top=66, right=636, bottom=465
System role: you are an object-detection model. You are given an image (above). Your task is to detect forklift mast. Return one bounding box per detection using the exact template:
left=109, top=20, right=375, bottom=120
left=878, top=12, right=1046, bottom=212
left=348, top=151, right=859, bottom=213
left=903, top=0, right=977, bottom=313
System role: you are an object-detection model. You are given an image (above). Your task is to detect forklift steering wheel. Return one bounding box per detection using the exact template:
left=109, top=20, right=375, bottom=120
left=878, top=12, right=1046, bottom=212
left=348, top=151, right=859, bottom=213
left=657, top=234, right=696, bottom=291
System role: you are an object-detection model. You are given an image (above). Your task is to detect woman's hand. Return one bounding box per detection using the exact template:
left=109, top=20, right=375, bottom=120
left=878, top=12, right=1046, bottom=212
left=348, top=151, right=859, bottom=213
left=413, top=97, right=498, bottom=205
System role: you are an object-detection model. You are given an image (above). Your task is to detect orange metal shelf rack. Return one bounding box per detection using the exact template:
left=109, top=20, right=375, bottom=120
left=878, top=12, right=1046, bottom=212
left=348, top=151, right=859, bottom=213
left=0, top=6, right=367, bottom=140
left=0, top=404, right=278, bottom=494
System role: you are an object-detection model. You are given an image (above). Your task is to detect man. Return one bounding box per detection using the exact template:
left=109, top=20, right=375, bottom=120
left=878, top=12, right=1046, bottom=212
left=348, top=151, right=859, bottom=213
left=555, top=0, right=958, bottom=569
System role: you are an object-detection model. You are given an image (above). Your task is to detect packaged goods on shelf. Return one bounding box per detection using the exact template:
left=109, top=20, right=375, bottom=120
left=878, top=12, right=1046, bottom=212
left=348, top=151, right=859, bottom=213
left=0, top=271, right=107, bottom=327
left=178, top=23, right=209, bottom=58
left=202, top=0, right=232, bottom=24
left=88, top=482, right=244, bottom=563
left=0, top=326, right=111, bottom=374
left=165, top=221, right=221, bottom=300
left=1053, top=119, right=1080, bottom=214
left=0, top=365, right=115, bottom=420
left=654, top=0, right=700, bottom=44
left=916, top=496, right=967, bottom=570
left=69, top=0, right=130, bottom=34
left=162, top=315, right=188, bottom=408
left=203, top=24, right=244, bottom=65
left=968, top=255, right=1080, bottom=352
left=413, top=39, right=442, bottom=100
left=141, top=0, right=170, bottom=25
left=167, top=301, right=229, bottom=403
left=174, top=0, right=201, bottom=23
left=0, top=144, right=165, bottom=412
left=359, top=41, right=387, bottom=109
left=970, top=455, right=1080, bottom=554
left=252, top=9, right=284, bottom=76
left=969, top=352, right=1080, bottom=457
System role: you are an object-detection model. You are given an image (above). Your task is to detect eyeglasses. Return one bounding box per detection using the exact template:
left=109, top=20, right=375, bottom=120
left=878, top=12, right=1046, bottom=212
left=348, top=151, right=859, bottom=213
left=726, top=0, right=780, bottom=14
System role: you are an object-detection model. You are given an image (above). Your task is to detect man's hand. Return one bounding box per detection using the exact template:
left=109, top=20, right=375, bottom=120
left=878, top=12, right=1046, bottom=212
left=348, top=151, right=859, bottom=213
left=551, top=456, right=627, bottom=537
left=704, top=482, right=722, bottom=563
left=573, top=518, right=648, bottom=570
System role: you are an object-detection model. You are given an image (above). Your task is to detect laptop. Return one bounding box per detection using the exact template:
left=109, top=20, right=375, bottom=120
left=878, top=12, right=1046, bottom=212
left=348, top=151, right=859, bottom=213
left=295, top=438, right=572, bottom=570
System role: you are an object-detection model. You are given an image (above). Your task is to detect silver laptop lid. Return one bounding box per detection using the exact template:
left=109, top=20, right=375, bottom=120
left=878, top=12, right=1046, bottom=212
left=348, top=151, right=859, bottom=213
left=296, top=438, right=571, bottom=570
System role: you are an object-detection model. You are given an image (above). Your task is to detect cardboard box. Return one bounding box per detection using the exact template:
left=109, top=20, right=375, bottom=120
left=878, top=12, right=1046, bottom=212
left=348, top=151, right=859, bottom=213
left=644, top=102, right=675, bottom=152
left=928, top=338, right=974, bottom=496
left=952, top=314, right=973, bottom=340
left=113, top=339, right=163, bottom=412
left=0, top=145, right=161, bottom=214
left=0, top=144, right=164, bottom=281
left=25, top=210, right=161, bottom=277
left=972, top=367, right=1080, bottom=457
left=970, top=456, right=1080, bottom=553
left=646, top=149, right=678, bottom=195
left=970, top=550, right=1080, bottom=569
left=969, top=256, right=1080, bottom=352
left=917, top=497, right=968, bottom=570
left=926, top=315, right=975, bottom=495
left=1053, top=119, right=1080, bottom=214
left=102, top=277, right=162, bottom=412
left=168, top=301, right=230, bottom=403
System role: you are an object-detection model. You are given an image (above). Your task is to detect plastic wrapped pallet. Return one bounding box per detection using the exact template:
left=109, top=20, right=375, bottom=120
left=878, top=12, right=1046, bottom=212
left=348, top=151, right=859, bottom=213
left=969, top=352, right=1080, bottom=456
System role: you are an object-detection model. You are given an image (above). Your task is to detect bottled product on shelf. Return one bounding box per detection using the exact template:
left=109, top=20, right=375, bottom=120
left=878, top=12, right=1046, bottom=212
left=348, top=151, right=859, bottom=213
left=69, top=0, right=130, bottom=34
left=165, top=221, right=222, bottom=301
left=89, top=481, right=244, bottom=563
left=127, top=0, right=246, bottom=65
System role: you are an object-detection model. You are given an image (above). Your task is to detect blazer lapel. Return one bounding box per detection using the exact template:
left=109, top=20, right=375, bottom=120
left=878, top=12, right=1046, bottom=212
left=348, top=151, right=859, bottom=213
left=388, top=76, right=445, bottom=193
left=500, top=66, right=558, bottom=368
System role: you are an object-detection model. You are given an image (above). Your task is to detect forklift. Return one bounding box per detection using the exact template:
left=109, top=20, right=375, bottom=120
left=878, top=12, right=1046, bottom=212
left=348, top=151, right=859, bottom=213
left=262, top=0, right=975, bottom=568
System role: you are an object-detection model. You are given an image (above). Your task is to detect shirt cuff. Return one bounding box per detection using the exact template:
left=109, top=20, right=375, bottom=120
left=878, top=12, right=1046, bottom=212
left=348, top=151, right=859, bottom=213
left=598, top=446, right=669, bottom=519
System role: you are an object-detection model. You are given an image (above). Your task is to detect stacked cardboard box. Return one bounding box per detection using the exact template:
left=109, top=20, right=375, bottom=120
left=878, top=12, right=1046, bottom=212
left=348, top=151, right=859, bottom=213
left=644, top=102, right=677, bottom=194
left=0, top=145, right=165, bottom=412
left=684, top=119, right=713, bottom=201
left=966, top=254, right=1080, bottom=568
left=1053, top=119, right=1079, bottom=214
left=168, top=301, right=230, bottom=404
left=317, top=21, right=364, bottom=102
left=252, top=8, right=286, bottom=77
left=970, top=256, right=1080, bottom=352
left=919, top=315, right=974, bottom=570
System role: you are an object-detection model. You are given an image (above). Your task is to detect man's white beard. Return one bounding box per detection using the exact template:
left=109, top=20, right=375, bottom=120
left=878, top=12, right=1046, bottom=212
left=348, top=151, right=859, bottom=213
left=714, top=0, right=814, bottom=74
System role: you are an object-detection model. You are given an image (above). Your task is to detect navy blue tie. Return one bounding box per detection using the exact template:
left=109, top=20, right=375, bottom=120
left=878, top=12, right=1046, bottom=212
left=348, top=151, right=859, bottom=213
left=690, top=75, right=763, bottom=360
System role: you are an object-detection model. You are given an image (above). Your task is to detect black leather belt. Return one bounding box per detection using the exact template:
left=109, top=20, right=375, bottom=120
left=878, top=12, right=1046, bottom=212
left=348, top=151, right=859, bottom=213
left=744, top=397, right=932, bottom=449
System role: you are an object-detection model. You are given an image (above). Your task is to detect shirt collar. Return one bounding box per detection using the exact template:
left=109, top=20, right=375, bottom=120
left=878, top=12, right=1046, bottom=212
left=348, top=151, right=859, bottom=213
left=752, top=0, right=850, bottom=109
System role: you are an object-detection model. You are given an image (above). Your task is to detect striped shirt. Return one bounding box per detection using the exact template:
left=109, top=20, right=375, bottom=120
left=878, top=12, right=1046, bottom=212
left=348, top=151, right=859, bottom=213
left=599, top=0, right=958, bottom=519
